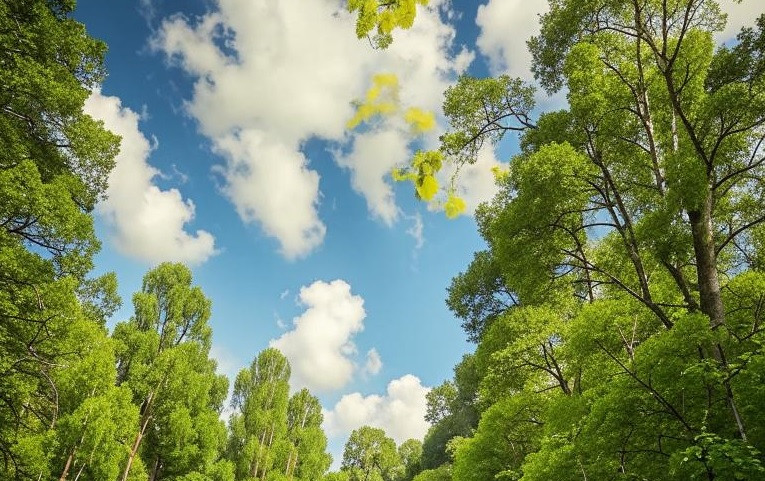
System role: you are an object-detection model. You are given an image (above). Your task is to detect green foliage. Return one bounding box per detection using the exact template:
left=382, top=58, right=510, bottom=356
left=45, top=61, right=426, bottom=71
left=428, top=2, right=765, bottom=480
left=228, top=349, right=330, bottom=480
left=113, top=263, right=229, bottom=481
left=398, top=439, right=424, bottom=481
left=440, top=75, right=536, bottom=165
left=347, top=0, right=428, bottom=49
left=411, top=464, right=451, bottom=481
left=341, top=426, right=402, bottom=481
left=446, top=250, right=515, bottom=342
left=0, top=3, right=124, bottom=478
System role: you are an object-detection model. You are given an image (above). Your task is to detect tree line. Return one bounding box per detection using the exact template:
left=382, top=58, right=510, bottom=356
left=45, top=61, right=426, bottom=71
left=3, top=0, right=765, bottom=480
left=0, top=2, right=427, bottom=480
left=352, top=0, right=765, bottom=479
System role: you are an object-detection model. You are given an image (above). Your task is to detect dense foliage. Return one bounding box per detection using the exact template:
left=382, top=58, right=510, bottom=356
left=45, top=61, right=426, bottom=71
left=3, top=1, right=765, bottom=481
left=401, top=1, right=765, bottom=480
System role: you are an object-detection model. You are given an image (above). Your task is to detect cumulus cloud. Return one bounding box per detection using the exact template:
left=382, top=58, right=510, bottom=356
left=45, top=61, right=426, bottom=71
left=323, top=374, right=431, bottom=445
left=270, top=280, right=366, bottom=392
left=434, top=142, right=506, bottom=215
left=84, top=90, right=217, bottom=265
left=212, top=130, right=324, bottom=259
left=335, top=128, right=409, bottom=225
left=363, top=348, right=383, bottom=376
left=476, top=0, right=549, bottom=78
left=153, top=0, right=472, bottom=257
left=717, top=0, right=765, bottom=43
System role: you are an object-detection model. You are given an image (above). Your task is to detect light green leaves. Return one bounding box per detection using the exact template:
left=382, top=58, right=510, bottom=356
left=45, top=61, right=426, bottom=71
left=347, top=0, right=428, bottom=49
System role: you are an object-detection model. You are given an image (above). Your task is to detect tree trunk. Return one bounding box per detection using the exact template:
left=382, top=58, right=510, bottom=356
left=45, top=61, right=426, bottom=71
left=121, top=391, right=155, bottom=481
left=687, top=195, right=725, bottom=328
left=58, top=449, right=75, bottom=481
left=148, top=457, right=161, bottom=481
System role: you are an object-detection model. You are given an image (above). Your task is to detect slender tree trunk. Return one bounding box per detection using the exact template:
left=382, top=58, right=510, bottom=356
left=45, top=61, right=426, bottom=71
left=687, top=195, right=725, bottom=328
left=121, top=391, right=155, bottom=481
left=72, top=462, right=86, bottom=481
left=148, top=457, right=161, bottom=481
left=689, top=195, right=747, bottom=440
left=252, top=428, right=267, bottom=478
left=58, top=449, right=75, bottom=481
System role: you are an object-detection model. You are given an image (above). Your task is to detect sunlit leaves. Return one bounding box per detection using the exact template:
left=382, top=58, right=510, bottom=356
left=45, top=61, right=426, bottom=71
left=347, top=0, right=429, bottom=49
left=440, top=75, right=535, bottom=166
left=405, top=107, right=436, bottom=133
left=346, top=74, right=400, bottom=129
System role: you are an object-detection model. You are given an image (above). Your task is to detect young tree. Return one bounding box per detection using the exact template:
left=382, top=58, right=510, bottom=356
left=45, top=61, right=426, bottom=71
left=228, top=348, right=291, bottom=480
left=112, top=263, right=230, bottom=481
left=285, top=389, right=332, bottom=480
left=397, top=439, right=424, bottom=481
left=341, top=426, right=402, bottom=481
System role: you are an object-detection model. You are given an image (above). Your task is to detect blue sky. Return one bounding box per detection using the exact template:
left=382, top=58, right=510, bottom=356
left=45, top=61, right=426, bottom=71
left=73, top=0, right=763, bottom=467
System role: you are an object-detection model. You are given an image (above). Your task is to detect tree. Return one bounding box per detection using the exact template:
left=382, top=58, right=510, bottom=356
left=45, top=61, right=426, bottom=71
left=420, top=356, right=479, bottom=470
left=446, top=251, right=517, bottom=343
left=341, top=426, right=402, bottom=481
left=112, top=263, right=230, bottom=481
left=228, top=348, right=292, bottom=481
left=285, top=389, right=332, bottom=480
left=0, top=1, right=121, bottom=478
left=398, top=439, right=423, bottom=481
left=382, top=0, right=765, bottom=479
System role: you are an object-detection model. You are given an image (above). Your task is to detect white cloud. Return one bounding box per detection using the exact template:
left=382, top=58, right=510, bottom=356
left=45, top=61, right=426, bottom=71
left=717, top=0, right=765, bottom=43
left=476, top=0, right=549, bottom=78
left=153, top=0, right=471, bottom=257
left=270, top=279, right=366, bottom=392
left=212, top=130, right=325, bottom=259
left=84, top=90, right=217, bottom=265
left=323, top=374, right=431, bottom=445
left=363, top=348, right=383, bottom=376
left=335, top=127, right=409, bottom=225
left=405, top=212, right=425, bottom=249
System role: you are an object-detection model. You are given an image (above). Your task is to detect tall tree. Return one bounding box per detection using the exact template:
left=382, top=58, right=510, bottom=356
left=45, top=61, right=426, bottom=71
left=0, top=0, right=121, bottom=478
left=228, top=348, right=292, bottom=481
left=285, top=388, right=332, bottom=480
left=112, top=263, right=230, bottom=481
left=389, top=1, right=765, bottom=479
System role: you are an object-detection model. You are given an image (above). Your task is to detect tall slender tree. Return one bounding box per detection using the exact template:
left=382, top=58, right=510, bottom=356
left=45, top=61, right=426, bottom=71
left=113, top=263, right=230, bottom=481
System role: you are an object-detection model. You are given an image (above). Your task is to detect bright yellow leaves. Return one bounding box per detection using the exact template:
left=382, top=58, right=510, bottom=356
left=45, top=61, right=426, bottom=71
left=444, top=194, right=466, bottom=218
left=491, top=165, right=510, bottom=182
left=346, top=74, right=400, bottom=130
left=346, top=74, right=438, bottom=135
left=347, top=73, right=467, bottom=219
left=348, top=0, right=429, bottom=49
left=404, top=107, right=436, bottom=133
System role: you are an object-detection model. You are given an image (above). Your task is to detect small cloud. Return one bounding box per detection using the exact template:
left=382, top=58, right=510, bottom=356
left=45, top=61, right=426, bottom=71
left=363, top=348, right=383, bottom=376
left=280, top=289, right=290, bottom=300
left=323, top=374, right=431, bottom=445
left=171, top=164, right=190, bottom=184
left=476, top=0, right=549, bottom=78
left=405, top=212, right=425, bottom=249
left=269, top=280, right=366, bottom=392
